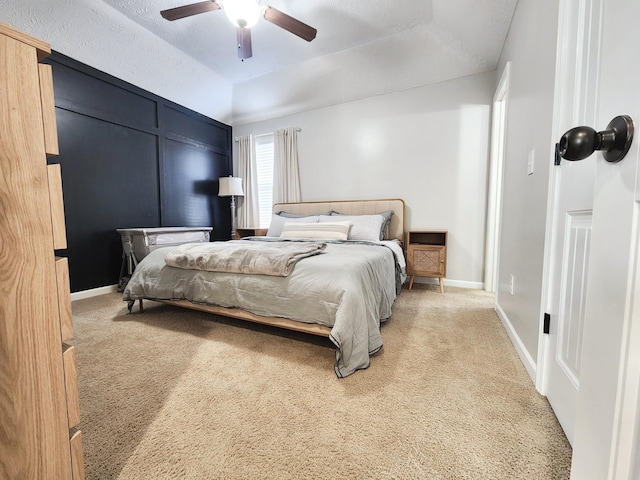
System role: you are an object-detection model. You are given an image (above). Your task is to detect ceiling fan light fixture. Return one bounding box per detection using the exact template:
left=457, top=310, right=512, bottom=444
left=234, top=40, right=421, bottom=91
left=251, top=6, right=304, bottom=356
left=222, top=0, right=261, bottom=28
left=160, top=0, right=317, bottom=60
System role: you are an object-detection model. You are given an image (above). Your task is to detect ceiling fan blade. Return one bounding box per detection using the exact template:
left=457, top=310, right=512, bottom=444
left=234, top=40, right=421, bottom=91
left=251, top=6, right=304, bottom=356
left=160, top=0, right=220, bottom=21
left=263, top=6, right=317, bottom=42
left=237, top=27, right=253, bottom=60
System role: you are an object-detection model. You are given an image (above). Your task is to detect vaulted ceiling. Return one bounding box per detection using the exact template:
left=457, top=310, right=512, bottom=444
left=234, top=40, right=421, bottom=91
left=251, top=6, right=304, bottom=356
left=2, top=0, right=518, bottom=124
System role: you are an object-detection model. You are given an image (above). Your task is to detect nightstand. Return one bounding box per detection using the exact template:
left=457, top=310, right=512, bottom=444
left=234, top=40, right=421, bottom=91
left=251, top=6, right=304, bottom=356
left=406, top=230, right=448, bottom=293
left=235, top=227, right=268, bottom=239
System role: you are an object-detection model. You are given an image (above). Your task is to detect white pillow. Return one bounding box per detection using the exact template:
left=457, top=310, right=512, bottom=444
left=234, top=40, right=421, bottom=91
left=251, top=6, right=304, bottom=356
left=319, top=215, right=385, bottom=241
left=280, top=221, right=352, bottom=240
left=267, top=215, right=319, bottom=237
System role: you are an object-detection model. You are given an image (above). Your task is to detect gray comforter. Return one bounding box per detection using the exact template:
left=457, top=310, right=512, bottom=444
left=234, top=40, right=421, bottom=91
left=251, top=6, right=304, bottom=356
left=123, top=238, right=403, bottom=377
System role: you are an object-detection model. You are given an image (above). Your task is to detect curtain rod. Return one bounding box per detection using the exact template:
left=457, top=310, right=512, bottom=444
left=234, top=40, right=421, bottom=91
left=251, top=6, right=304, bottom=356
left=234, top=128, right=301, bottom=142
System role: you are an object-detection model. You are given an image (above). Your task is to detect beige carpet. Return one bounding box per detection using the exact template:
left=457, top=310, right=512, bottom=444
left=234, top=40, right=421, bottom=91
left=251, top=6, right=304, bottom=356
left=70, top=286, right=571, bottom=479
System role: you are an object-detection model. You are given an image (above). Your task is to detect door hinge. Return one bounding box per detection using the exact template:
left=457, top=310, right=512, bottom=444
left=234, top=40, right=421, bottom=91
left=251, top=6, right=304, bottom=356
left=554, top=143, right=562, bottom=166
left=543, top=313, right=551, bottom=334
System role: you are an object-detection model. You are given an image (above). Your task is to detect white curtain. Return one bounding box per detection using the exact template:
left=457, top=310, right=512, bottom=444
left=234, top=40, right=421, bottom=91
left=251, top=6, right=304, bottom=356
left=272, top=128, right=301, bottom=203
left=236, top=135, right=260, bottom=227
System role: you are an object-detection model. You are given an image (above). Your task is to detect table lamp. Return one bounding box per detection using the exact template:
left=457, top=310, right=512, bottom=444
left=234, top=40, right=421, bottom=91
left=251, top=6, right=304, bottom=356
left=218, top=176, right=244, bottom=239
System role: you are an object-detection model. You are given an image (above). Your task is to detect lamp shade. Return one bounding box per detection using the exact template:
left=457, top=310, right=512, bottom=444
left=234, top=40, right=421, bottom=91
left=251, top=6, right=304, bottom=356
left=218, top=176, right=244, bottom=197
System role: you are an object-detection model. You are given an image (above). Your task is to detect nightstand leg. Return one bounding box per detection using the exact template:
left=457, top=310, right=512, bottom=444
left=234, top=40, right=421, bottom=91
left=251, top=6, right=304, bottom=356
left=439, top=277, right=444, bottom=293
left=409, top=275, right=415, bottom=290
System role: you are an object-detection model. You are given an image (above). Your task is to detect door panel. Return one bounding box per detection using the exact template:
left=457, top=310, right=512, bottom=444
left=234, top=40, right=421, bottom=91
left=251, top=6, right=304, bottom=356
left=558, top=211, right=591, bottom=383
left=543, top=0, right=603, bottom=445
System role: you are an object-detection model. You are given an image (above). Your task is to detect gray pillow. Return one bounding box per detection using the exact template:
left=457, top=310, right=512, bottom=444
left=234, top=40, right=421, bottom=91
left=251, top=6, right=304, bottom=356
left=331, top=210, right=394, bottom=240
left=378, top=210, right=394, bottom=239
left=319, top=214, right=385, bottom=242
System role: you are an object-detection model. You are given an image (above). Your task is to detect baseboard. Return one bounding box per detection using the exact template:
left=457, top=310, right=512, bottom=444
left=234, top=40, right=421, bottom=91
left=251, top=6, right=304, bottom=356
left=494, top=302, right=537, bottom=384
left=411, top=277, right=484, bottom=290
left=71, top=284, right=119, bottom=302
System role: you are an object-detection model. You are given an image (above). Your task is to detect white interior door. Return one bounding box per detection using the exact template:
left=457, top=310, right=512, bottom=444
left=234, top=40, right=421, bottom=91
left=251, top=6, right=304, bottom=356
left=570, top=0, right=640, bottom=476
left=484, top=64, right=510, bottom=293
left=542, top=0, right=603, bottom=445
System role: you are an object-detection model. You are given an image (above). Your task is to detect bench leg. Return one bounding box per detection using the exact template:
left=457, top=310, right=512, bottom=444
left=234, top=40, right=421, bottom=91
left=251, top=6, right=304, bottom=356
left=127, top=299, right=144, bottom=313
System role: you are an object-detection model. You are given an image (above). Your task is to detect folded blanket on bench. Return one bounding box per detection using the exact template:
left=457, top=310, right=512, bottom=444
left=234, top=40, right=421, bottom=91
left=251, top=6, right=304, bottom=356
left=164, top=240, right=326, bottom=276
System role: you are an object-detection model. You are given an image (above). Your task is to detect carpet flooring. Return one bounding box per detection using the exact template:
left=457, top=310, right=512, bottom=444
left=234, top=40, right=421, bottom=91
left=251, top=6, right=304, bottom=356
left=70, top=285, right=571, bottom=479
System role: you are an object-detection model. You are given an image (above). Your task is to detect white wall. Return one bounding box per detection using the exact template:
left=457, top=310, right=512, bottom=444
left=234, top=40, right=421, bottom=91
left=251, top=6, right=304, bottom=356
left=233, top=72, right=495, bottom=287
left=494, top=0, right=560, bottom=373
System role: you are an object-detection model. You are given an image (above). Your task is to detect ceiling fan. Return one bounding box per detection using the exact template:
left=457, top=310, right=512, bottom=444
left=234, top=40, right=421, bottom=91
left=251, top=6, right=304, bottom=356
left=160, top=0, right=317, bottom=60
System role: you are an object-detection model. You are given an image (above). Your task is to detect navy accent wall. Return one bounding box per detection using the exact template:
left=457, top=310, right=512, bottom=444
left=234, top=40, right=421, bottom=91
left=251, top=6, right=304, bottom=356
left=44, top=53, right=233, bottom=293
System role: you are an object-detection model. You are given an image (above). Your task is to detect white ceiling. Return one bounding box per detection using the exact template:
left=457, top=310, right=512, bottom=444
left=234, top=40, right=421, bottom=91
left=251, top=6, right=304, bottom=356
left=1, top=0, right=518, bottom=125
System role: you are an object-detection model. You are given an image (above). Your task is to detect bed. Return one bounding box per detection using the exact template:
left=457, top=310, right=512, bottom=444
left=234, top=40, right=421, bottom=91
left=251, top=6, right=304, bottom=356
left=122, top=198, right=406, bottom=377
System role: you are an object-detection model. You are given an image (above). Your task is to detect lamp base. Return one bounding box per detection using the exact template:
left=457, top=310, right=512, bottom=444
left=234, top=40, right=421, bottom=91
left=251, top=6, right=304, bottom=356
left=230, top=195, right=236, bottom=240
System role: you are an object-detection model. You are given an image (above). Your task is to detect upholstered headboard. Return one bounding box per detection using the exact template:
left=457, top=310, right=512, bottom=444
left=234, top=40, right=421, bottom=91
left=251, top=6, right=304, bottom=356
left=272, top=199, right=406, bottom=242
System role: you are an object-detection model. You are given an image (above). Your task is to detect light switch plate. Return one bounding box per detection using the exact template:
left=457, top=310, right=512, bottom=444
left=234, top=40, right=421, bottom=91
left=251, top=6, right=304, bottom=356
left=527, top=149, right=535, bottom=175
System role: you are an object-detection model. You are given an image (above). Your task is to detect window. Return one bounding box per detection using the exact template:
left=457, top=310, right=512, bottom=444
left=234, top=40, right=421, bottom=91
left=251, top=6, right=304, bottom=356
left=254, top=134, right=274, bottom=228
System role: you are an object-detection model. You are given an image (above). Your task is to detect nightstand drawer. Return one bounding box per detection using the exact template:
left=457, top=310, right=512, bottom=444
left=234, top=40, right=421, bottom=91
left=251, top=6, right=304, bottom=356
left=408, top=245, right=446, bottom=276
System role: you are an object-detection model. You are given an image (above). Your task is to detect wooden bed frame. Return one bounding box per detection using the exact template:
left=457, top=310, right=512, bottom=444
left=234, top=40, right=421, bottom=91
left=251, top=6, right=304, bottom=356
left=146, top=199, right=406, bottom=337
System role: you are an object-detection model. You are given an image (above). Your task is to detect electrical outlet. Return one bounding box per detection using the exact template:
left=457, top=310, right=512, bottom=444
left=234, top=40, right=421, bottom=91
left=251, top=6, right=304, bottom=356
left=509, top=274, right=515, bottom=295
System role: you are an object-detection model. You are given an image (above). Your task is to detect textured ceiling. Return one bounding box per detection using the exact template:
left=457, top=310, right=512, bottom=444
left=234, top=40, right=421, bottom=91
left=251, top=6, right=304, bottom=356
left=107, top=0, right=439, bottom=84
left=0, top=0, right=518, bottom=124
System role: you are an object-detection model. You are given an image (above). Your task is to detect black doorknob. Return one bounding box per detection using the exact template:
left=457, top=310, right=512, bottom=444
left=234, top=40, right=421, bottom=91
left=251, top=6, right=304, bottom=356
left=558, top=115, right=634, bottom=163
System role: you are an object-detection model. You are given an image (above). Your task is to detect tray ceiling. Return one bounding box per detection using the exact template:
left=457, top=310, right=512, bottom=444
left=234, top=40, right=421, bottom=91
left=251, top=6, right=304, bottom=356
left=1, top=0, right=518, bottom=124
